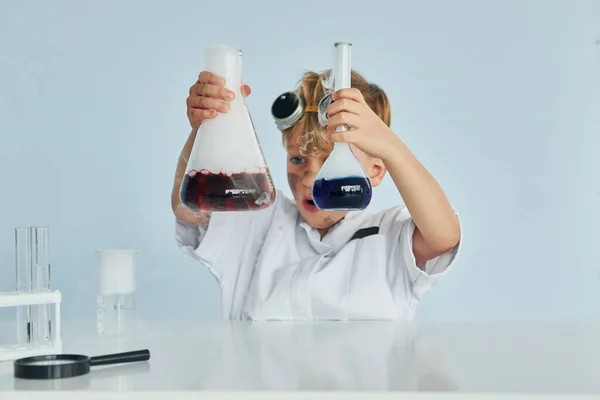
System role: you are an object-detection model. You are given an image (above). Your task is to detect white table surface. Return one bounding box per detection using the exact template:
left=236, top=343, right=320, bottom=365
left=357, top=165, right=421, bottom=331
left=0, top=319, right=599, bottom=399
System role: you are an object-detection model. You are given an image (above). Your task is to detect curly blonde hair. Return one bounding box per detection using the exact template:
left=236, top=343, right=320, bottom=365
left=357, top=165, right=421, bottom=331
left=281, top=69, right=391, bottom=156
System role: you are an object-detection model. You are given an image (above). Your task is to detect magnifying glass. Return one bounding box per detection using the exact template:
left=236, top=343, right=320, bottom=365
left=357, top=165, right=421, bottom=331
left=13, top=349, right=150, bottom=380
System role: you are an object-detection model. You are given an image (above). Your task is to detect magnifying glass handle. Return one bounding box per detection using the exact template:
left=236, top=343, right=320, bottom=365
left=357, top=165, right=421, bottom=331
left=89, top=349, right=150, bottom=367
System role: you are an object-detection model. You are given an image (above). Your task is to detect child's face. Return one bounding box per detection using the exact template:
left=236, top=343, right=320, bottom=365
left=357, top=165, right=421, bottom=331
left=286, top=128, right=376, bottom=232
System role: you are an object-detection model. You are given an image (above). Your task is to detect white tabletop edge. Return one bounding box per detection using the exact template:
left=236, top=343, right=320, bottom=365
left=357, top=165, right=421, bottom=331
left=2, top=392, right=600, bottom=400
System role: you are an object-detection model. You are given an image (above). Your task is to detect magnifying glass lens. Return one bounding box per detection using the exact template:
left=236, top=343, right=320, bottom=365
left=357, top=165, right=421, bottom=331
left=26, top=359, right=77, bottom=366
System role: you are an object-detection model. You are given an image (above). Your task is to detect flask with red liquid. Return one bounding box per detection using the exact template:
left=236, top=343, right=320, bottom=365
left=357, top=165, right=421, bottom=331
left=180, top=45, right=276, bottom=212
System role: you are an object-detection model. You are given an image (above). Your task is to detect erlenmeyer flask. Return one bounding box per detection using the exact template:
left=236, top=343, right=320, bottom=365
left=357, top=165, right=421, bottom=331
left=312, top=42, right=372, bottom=211
left=180, top=45, right=276, bottom=212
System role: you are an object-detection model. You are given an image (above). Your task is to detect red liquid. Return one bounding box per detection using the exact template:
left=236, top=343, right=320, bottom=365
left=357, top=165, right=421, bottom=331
left=180, top=170, right=276, bottom=212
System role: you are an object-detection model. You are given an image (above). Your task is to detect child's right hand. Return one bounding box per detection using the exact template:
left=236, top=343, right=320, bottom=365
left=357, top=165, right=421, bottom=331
left=186, top=71, right=252, bottom=130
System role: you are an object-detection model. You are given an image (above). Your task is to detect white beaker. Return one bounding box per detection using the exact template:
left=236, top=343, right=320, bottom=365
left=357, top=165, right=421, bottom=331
left=96, top=249, right=137, bottom=337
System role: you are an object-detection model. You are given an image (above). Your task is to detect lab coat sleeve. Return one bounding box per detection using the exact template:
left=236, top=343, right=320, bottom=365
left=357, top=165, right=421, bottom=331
left=381, top=206, right=461, bottom=302
left=174, top=191, right=281, bottom=279
left=175, top=212, right=239, bottom=274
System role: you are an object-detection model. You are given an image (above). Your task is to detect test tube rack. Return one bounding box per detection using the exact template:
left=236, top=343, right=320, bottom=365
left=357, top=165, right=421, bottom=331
left=0, top=290, right=62, bottom=362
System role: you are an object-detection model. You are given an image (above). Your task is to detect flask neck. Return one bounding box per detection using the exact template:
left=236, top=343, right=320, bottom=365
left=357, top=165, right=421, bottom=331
left=333, top=42, right=352, bottom=91
left=205, top=46, right=243, bottom=93
left=332, top=141, right=353, bottom=157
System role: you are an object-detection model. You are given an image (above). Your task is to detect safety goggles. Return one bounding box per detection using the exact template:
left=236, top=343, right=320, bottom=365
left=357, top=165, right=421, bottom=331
left=271, top=91, right=333, bottom=131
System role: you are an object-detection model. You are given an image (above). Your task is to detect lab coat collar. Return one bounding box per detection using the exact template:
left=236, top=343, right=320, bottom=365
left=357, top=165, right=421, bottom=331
left=298, top=208, right=367, bottom=237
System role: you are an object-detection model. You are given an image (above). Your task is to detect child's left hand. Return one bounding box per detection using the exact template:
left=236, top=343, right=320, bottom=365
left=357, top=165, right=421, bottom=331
left=327, top=88, right=399, bottom=160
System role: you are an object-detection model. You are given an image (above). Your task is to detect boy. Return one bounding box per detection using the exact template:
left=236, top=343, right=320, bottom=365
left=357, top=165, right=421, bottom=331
left=172, top=69, right=461, bottom=320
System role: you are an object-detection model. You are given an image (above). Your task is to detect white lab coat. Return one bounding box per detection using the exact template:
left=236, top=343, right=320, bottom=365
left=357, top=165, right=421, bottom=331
left=176, top=190, right=460, bottom=320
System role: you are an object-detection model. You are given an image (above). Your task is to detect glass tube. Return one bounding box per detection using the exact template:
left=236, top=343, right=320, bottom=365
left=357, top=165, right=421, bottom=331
left=31, top=226, right=51, bottom=345
left=15, top=227, right=32, bottom=345
left=14, top=226, right=52, bottom=346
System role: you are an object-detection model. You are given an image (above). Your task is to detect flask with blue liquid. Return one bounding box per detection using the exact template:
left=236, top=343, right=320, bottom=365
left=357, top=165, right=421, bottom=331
left=312, top=42, right=372, bottom=211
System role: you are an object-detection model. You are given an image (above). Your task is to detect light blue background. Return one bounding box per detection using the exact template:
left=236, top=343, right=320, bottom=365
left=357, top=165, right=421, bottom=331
left=1, top=0, right=599, bottom=322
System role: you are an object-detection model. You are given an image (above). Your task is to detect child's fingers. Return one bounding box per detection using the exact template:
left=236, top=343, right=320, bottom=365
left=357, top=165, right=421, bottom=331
left=198, top=71, right=226, bottom=86
left=329, top=129, right=357, bottom=144
left=327, top=112, right=361, bottom=131
left=242, top=84, right=252, bottom=97
left=332, top=88, right=366, bottom=104
left=187, top=96, right=230, bottom=113
left=190, top=82, right=234, bottom=101
left=188, top=108, right=217, bottom=123
left=327, top=98, right=362, bottom=117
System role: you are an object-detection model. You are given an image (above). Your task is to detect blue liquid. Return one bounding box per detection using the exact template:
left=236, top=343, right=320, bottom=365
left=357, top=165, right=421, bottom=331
left=312, top=176, right=372, bottom=210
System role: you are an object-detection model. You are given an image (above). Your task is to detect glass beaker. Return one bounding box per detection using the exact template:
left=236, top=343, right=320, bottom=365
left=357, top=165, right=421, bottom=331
left=96, top=249, right=137, bottom=337
left=180, top=45, right=276, bottom=212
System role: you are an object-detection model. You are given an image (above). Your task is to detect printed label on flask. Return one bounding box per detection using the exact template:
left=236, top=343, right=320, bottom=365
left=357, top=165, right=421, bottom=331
left=341, top=185, right=362, bottom=193
left=225, top=188, right=257, bottom=195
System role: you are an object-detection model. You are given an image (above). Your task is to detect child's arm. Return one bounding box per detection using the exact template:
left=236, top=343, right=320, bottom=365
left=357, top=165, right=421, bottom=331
left=379, top=138, right=460, bottom=266
left=327, top=89, right=461, bottom=267
left=171, top=127, right=211, bottom=228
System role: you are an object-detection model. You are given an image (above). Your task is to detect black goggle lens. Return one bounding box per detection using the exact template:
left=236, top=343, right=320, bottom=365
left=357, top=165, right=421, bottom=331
left=271, top=92, right=300, bottom=120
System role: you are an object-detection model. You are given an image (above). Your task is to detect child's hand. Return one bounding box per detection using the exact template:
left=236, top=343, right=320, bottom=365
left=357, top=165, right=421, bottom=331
left=327, top=88, right=398, bottom=160
left=186, top=71, right=252, bottom=130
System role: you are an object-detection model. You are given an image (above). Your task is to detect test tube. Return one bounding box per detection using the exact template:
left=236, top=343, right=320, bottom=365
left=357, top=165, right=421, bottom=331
left=15, top=227, right=33, bottom=345
left=14, top=226, right=52, bottom=347
left=31, top=226, right=52, bottom=345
